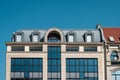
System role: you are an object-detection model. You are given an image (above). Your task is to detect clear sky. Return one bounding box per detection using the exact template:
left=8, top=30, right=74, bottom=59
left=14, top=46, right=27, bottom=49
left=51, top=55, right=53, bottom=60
left=0, top=0, right=120, bottom=79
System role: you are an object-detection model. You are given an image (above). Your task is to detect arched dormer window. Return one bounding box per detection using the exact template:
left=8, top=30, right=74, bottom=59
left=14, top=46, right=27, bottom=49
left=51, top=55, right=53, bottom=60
left=110, top=51, right=119, bottom=61
left=48, top=31, right=61, bottom=42
left=44, top=28, right=64, bottom=42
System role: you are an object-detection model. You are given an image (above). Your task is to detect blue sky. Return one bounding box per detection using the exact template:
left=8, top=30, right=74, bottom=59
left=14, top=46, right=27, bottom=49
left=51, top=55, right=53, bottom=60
left=0, top=0, right=120, bottom=79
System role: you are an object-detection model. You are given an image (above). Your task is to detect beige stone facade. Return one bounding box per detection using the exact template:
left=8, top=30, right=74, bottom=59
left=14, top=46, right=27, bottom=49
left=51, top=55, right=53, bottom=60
left=6, top=43, right=105, bottom=80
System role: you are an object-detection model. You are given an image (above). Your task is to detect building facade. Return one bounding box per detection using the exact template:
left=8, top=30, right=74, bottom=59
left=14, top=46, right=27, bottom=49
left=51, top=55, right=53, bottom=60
left=6, top=24, right=120, bottom=80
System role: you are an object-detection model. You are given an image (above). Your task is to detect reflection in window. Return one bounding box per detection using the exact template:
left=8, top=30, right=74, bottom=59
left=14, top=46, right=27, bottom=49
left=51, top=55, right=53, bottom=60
left=112, top=70, right=120, bottom=80
left=111, top=51, right=118, bottom=61
left=48, top=46, right=61, bottom=79
left=11, top=58, right=43, bottom=80
left=66, top=58, right=98, bottom=80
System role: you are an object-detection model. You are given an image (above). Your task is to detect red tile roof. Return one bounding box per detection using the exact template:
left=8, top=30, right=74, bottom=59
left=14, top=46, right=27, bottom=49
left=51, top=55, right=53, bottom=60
left=102, top=28, right=120, bottom=42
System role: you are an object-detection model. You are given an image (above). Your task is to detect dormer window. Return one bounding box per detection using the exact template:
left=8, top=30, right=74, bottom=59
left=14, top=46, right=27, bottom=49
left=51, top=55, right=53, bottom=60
left=14, top=32, right=24, bottom=42
left=16, top=34, right=22, bottom=42
left=67, top=32, right=76, bottom=42
left=85, top=31, right=94, bottom=42
left=68, top=34, right=74, bottom=42
left=86, top=34, right=92, bottom=42
left=31, top=31, right=40, bottom=42
left=33, top=34, right=39, bottom=42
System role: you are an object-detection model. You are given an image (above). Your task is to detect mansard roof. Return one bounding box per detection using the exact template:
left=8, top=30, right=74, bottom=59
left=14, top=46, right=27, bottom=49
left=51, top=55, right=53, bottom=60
left=12, top=27, right=102, bottom=42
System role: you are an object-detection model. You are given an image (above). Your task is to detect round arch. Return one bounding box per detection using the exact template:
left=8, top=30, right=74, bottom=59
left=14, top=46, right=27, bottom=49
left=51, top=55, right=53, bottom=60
left=44, top=28, right=64, bottom=42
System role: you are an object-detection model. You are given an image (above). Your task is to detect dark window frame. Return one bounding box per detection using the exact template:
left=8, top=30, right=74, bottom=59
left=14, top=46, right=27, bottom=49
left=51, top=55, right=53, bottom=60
left=13, top=32, right=24, bottom=42
left=67, top=31, right=77, bottom=42
left=31, top=31, right=40, bottom=42
left=85, top=31, right=94, bottom=42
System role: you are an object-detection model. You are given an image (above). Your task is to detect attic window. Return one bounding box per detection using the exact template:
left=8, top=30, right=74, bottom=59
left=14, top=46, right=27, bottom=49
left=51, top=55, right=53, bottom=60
left=31, top=31, right=40, bottom=42
left=16, top=34, right=22, bottom=42
left=109, top=36, right=115, bottom=42
left=33, top=34, right=39, bottom=42
left=14, top=32, right=24, bottom=42
left=86, top=34, right=92, bottom=42
left=67, top=32, right=76, bottom=42
left=85, top=31, right=94, bottom=42
left=68, top=34, right=74, bottom=42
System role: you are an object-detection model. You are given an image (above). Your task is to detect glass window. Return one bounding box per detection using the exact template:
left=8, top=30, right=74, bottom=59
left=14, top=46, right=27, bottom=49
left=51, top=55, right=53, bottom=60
left=29, top=46, right=42, bottom=51
left=16, top=34, right=22, bottom=42
left=33, top=34, right=38, bottom=42
left=84, top=46, right=97, bottom=52
left=68, top=34, right=74, bottom=42
left=66, top=46, right=79, bottom=52
left=11, top=46, right=24, bottom=51
left=66, top=58, right=98, bottom=80
left=112, top=70, right=120, bottom=80
left=48, top=46, right=61, bottom=79
left=86, top=34, right=92, bottom=42
left=11, top=58, right=43, bottom=80
left=111, top=51, right=118, bottom=61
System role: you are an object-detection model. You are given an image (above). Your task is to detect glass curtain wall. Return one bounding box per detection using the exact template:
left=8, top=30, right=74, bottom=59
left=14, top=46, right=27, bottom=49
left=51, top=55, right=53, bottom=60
left=48, top=46, right=61, bottom=80
left=66, top=58, right=98, bottom=80
left=11, top=58, right=43, bottom=80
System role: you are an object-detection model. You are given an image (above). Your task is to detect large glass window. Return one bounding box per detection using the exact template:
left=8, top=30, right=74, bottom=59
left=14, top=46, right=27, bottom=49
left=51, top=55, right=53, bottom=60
left=66, top=58, right=98, bottom=80
left=112, top=70, right=120, bottom=80
left=111, top=51, right=118, bottom=61
left=48, top=46, right=61, bottom=80
left=11, top=58, right=43, bottom=80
